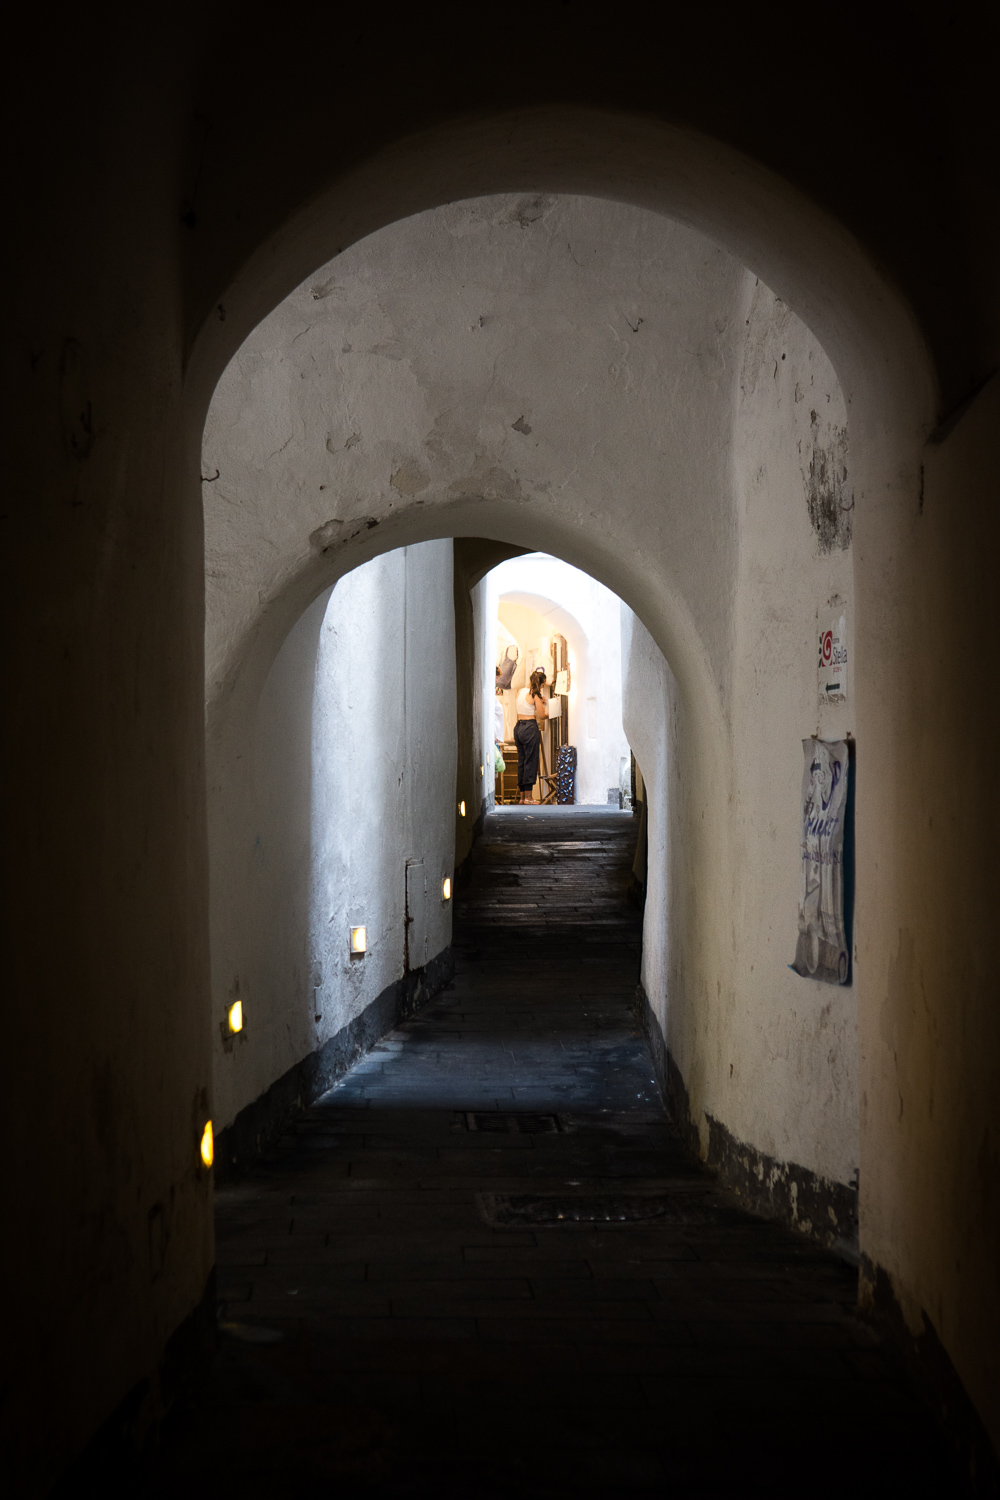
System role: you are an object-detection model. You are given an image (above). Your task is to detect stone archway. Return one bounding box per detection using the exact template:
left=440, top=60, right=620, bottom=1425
left=201, top=186, right=866, bottom=1261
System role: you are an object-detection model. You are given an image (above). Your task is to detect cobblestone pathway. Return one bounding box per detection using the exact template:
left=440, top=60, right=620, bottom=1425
left=149, top=807, right=965, bottom=1497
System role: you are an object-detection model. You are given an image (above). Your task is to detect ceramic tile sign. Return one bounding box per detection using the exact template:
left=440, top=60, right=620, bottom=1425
left=818, top=607, right=848, bottom=703
left=791, top=739, right=850, bottom=985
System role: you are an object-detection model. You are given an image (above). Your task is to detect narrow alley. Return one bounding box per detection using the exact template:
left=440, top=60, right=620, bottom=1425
left=15, top=27, right=1000, bottom=1491
left=149, top=810, right=966, bottom=1498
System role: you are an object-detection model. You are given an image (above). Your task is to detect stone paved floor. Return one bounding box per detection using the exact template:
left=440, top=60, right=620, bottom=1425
left=149, top=807, right=967, bottom=1497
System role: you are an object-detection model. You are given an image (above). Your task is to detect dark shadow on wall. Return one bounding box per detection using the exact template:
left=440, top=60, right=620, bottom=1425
left=51, top=1270, right=216, bottom=1495
left=843, top=736, right=856, bottom=985
left=860, top=1257, right=1000, bottom=1499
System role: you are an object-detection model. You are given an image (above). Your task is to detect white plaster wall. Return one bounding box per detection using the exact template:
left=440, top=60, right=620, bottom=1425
left=723, top=282, right=856, bottom=1187
left=620, top=609, right=681, bottom=1033
left=490, top=553, right=628, bottom=804
left=209, top=541, right=455, bottom=1131
left=620, top=285, right=857, bottom=1194
left=475, top=572, right=496, bottom=813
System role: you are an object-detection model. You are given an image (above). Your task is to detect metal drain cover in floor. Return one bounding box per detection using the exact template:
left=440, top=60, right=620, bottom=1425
left=478, top=1192, right=719, bottom=1227
left=464, top=1112, right=562, bottom=1134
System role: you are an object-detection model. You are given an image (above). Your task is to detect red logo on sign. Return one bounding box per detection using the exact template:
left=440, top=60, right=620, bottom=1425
left=821, top=630, right=834, bottom=666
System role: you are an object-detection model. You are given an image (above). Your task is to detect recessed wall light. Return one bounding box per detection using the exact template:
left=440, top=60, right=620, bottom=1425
left=442, top=877, right=452, bottom=901
left=350, top=925, right=367, bottom=955
left=459, top=800, right=466, bottom=817
left=227, top=1000, right=243, bottom=1034
left=200, top=1120, right=214, bottom=1169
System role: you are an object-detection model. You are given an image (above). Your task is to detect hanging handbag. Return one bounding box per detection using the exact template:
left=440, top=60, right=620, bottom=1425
left=496, top=645, right=519, bottom=690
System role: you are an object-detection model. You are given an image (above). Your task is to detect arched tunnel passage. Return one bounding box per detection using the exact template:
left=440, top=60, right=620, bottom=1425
left=170, top=187, right=973, bottom=1491
left=202, top=190, right=861, bottom=1226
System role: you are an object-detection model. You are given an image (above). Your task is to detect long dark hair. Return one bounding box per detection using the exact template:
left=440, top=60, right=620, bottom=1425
left=528, top=668, right=547, bottom=701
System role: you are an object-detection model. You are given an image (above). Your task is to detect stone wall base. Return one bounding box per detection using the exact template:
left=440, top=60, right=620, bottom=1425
left=634, top=981, right=857, bottom=1258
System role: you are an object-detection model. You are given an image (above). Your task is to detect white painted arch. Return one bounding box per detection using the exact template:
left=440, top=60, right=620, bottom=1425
left=203, top=185, right=863, bottom=1199
left=187, top=106, right=935, bottom=436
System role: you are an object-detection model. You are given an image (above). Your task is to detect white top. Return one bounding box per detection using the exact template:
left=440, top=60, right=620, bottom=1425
left=516, top=687, right=539, bottom=717
left=494, top=699, right=505, bottom=741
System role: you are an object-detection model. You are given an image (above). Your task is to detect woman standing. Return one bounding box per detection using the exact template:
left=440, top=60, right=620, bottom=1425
left=513, top=668, right=548, bottom=805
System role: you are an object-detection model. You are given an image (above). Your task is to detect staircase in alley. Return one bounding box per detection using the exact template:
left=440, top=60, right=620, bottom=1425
left=456, top=804, right=644, bottom=934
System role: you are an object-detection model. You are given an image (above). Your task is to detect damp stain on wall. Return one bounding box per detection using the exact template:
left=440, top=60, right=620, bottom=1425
left=805, top=414, right=852, bottom=552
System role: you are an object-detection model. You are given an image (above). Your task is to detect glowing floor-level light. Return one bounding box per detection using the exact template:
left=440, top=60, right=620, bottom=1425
left=350, top=925, right=367, bottom=955
left=442, top=877, right=452, bottom=901
left=459, top=801, right=466, bottom=817
left=200, top=1120, right=214, bottom=1169
left=227, top=999, right=243, bottom=1033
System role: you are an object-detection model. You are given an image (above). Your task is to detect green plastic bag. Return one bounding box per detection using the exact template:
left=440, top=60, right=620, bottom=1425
left=493, top=744, right=506, bottom=775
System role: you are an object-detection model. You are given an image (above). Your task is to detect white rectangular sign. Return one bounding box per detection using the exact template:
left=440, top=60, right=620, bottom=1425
left=818, top=608, right=848, bottom=703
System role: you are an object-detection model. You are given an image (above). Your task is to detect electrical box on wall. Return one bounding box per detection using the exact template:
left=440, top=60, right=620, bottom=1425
left=405, top=860, right=427, bottom=971
left=818, top=604, right=848, bottom=704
